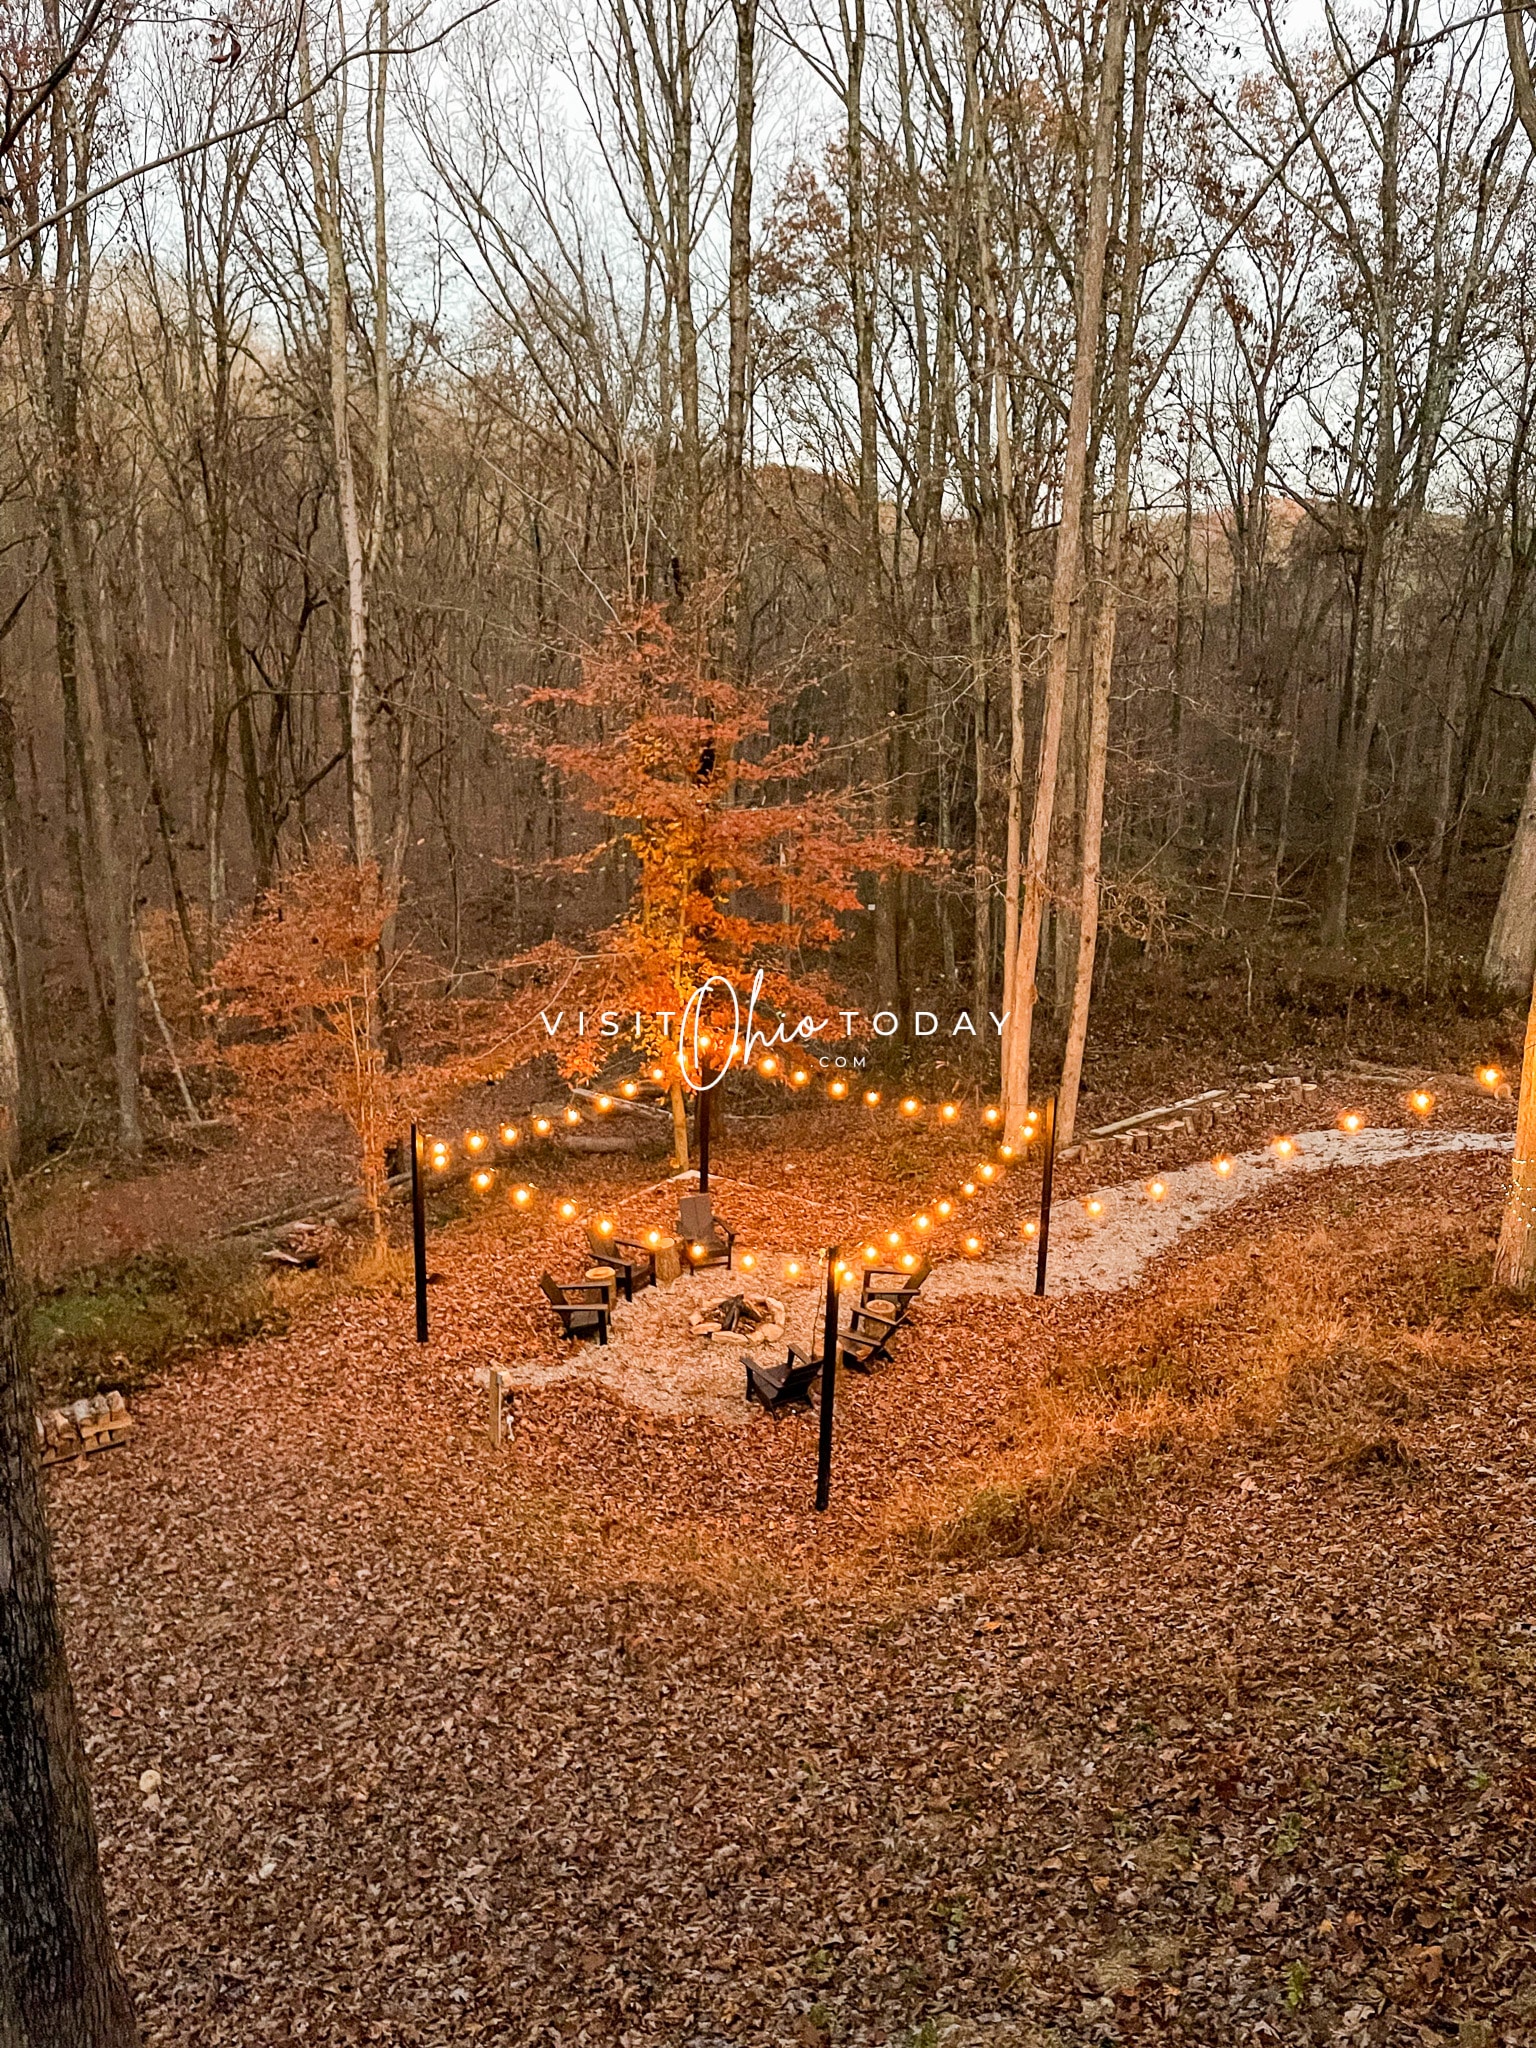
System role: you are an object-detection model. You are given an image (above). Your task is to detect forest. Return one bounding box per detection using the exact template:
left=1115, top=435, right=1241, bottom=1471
left=6, top=0, right=1536, bottom=2042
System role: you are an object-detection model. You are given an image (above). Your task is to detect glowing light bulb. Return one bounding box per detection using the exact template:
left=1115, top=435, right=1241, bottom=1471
left=886, top=1230, right=902, bottom=1248
left=513, top=1186, right=532, bottom=1206
left=791, top=1069, right=809, bottom=1086
left=962, top=1180, right=977, bottom=1197
left=901, top=1253, right=916, bottom=1269
left=647, top=1229, right=661, bottom=1246
left=760, top=1057, right=778, bottom=1076
left=1085, top=1197, right=1103, bottom=1217
left=431, top=1151, right=449, bottom=1172
left=936, top=1199, right=953, bottom=1218
left=1026, top=1108, right=1040, bottom=1125
left=830, top=1079, right=848, bottom=1098
left=863, top=1244, right=879, bottom=1262
left=864, top=1089, right=881, bottom=1107
left=699, top=1034, right=712, bottom=1051
left=466, top=1131, right=487, bottom=1153
left=964, top=1236, right=981, bottom=1255
left=979, top=1163, right=997, bottom=1181
left=1272, top=1136, right=1294, bottom=1157
left=1022, top=1220, right=1038, bottom=1238
left=559, top=1201, right=577, bottom=1220
left=785, top=1260, right=801, bottom=1279
left=901, top=1097, right=920, bottom=1115
left=999, top=1144, right=1014, bottom=1160
left=942, top=1102, right=958, bottom=1121
left=691, top=1242, right=706, bottom=1258
left=1411, top=1089, right=1434, bottom=1115
left=596, top=1218, right=613, bottom=1235
left=534, top=1117, right=551, bottom=1136
left=741, top=1252, right=756, bottom=1269
left=622, top=1081, right=639, bottom=1097
left=651, top=1066, right=665, bottom=1082
left=500, top=1125, right=518, bottom=1145
left=915, top=1214, right=931, bottom=1231
left=1147, top=1180, right=1166, bottom=1200
left=1339, top=1111, right=1363, bottom=1134
left=565, top=1107, right=582, bottom=1125
left=596, top=1095, right=613, bottom=1112
left=1480, top=1066, right=1501, bottom=1091
left=983, top=1107, right=1000, bottom=1126
left=1214, top=1156, right=1234, bottom=1177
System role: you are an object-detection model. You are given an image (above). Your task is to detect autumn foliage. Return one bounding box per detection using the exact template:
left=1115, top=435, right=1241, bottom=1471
left=524, top=606, right=911, bottom=1096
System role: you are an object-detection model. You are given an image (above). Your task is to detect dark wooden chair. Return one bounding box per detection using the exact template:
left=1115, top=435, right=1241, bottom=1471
left=678, top=1192, right=735, bottom=1271
left=539, top=1273, right=611, bottom=1345
left=860, top=1258, right=931, bottom=1317
left=744, top=1345, right=821, bottom=1412
left=585, top=1224, right=655, bottom=1299
left=836, top=1303, right=907, bottom=1372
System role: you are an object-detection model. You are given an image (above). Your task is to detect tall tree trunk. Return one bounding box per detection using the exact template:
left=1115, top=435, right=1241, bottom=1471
left=1485, top=732, right=1536, bottom=998
left=0, top=1186, right=139, bottom=2045
left=724, top=0, right=757, bottom=669
left=1000, top=0, right=1129, bottom=1142
left=1494, top=963, right=1536, bottom=1293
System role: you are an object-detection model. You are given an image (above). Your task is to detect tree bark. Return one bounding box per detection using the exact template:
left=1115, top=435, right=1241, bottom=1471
left=1000, top=0, right=1129, bottom=1142
left=1485, top=732, right=1536, bottom=999
left=1494, top=964, right=1536, bottom=1293
left=0, top=1185, right=139, bottom=2044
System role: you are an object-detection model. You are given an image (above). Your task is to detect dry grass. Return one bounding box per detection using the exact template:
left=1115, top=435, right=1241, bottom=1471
left=913, top=1191, right=1516, bottom=1561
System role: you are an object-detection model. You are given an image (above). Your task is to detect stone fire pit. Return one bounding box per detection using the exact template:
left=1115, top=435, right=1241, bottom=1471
left=688, top=1293, right=787, bottom=1345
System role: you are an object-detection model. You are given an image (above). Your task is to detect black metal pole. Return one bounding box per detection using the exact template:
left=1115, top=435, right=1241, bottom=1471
left=1034, top=1093, right=1057, bottom=1298
left=815, top=1245, right=840, bottom=1512
left=410, top=1122, right=429, bottom=1343
left=697, top=1078, right=711, bottom=1194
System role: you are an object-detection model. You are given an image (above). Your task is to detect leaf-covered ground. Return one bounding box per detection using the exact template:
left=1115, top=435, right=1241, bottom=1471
left=46, top=1087, right=1536, bottom=2047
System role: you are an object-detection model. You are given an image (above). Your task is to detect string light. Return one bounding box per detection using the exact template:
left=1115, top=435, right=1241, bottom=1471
left=901, top=1097, right=920, bottom=1115
left=863, top=1243, right=880, bottom=1262
left=979, top=1163, right=997, bottom=1182
left=1025, top=1108, right=1040, bottom=1125
left=690, top=1242, right=706, bottom=1259
left=646, top=1229, right=662, bottom=1246
left=1479, top=1066, right=1501, bottom=1091
left=430, top=1149, right=450, bottom=1173
left=1022, top=1220, right=1037, bottom=1238
left=565, top=1107, right=582, bottom=1125
left=1410, top=1089, right=1434, bottom=1116
left=1147, top=1180, right=1166, bottom=1200
left=914, top=1213, right=931, bottom=1232
left=651, top=1066, right=666, bottom=1083
left=785, top=1259, right=802, bottom=1279
left=900, top=1252, right=917, bottom=1269
left=936, top=1199, right=953, bottom=1218
left=596, top=1095, right=613, bottom=1112
left=791, top=1069, right=809, bottom=1087
left=533, top=1117, right=552, bottom=1136
left=500, top=1125, right=519, bottom=1145
left=1214, top=1156, right=1234, bottom=1176
left=466, top=1131, right=487, bottom=1153
left=983, top=1107, right=1000, bottom=1126
left=513, top=1186, right=532, bottom=1206
left=621, top=1081, right=639, bottom=1097
left=963, top=1235, right=982, bottom=1255
left=760, top=1056, right=779, bottom=1076
left=740, top=1252, right=756, bottom=1270
left=999, top=1144, right=1014, bottom=1160
left=1085, top=1197, right=1103, bottom=1216
left=886, top=1230, right=902, bottom=1248
left=1339, top=1111, right=1363, bottom=1133
left=941, top=1102, right=959, bottom=1121
left=962, top=1180, right=977, bottom=1197
left=1271, top=1136, right=1295, bottom=1157
left=596, top=1218, right=614, bottom=1236
left=829, top=1079, right=848, bottom=1098
left=473, top=1170, right=493, bottom=1192
left=864, top=1089, right=881, bottom=1107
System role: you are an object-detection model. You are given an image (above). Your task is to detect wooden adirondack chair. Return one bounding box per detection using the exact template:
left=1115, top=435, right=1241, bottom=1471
left=585, top=1223, right=655, bottom=1298
left=860, top=1258, right=931, bottom=1318
left=743, top=1345, right=821, bottom=1412
left=836, top=1302, right=907, bottom=1372
left=539, top=1273, right=611, bottom=1345
left=677, top=1191, right=735, bottom=1271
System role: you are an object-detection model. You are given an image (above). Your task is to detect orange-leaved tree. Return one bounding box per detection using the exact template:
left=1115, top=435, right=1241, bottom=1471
left=213, top=850, right=537, bottom=1237
left=520, top=605, right=912, bottom=1162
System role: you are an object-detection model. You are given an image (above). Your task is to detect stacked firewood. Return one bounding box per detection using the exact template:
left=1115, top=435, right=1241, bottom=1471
left=37, top=1391, right=134, bottom=1467
left=689, top=1294, right=787, bottom=1345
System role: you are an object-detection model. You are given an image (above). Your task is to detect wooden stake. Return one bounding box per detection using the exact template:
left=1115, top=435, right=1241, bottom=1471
left=410, top=1123, right=429, bottom=1343
left=815, top=1245, right=840, bottom=1512
left=1034, top=1094, right=1057, bottom=1297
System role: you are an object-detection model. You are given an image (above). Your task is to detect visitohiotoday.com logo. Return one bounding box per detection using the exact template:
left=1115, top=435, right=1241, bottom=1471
left=538, top=970, right=1011, bottom=1090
